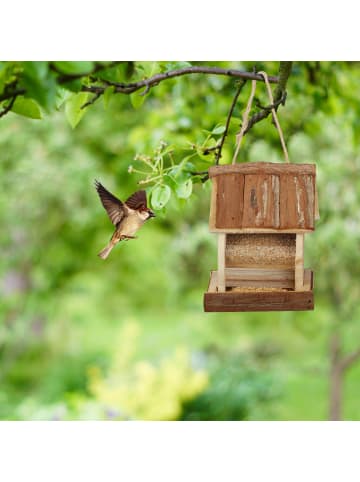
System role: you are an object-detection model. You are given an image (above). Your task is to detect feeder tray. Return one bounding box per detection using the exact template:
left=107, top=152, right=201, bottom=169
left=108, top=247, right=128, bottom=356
left=203, top=162, right=318, bottom=312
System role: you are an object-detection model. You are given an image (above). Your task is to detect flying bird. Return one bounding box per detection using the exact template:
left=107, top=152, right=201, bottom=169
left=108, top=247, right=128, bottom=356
left=95, top=180, right=155, bottom=259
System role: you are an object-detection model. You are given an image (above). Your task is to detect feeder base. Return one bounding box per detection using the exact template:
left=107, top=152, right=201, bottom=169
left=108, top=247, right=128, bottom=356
left=204, top=270, right=314, bottom=312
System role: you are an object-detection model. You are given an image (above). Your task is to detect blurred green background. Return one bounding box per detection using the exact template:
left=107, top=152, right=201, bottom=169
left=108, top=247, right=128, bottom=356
left=1, top=61, right=360, bottom=420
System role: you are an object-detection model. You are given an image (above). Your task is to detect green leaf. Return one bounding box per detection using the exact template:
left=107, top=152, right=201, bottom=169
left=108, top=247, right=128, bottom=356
left=22, top=61, right=48, bottom=80
left=11, top=97, right=42, bottom=119
left=53, top=61, right=94, bottom=75
left=176, top=179, right=193, bottom=199
left=55, top=87, right=72, bottom=109
left=130, top=89, right=146, bottom=109
left=212, top=125, right=226, bottom=135
left=103, top=86, right=115, bottom=109
left=65, top=92, right=89, bottom=128
left=22, top=71, right=57, bottom=111
left=151, top=185, right=171, bottom=210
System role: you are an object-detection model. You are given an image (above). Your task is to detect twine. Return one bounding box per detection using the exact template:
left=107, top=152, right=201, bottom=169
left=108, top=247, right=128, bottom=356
left=232, top=70, right=290, bottom=164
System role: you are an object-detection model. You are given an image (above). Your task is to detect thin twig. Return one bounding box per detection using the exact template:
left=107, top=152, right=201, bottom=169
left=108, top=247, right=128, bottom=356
left=340, top=347, right=360, bottom=371
left=81, top=91, right=102, bottom=109
left=0, top=95, right=17, bottom=118
left=244, top=61, right=293, bottom=134
left=215, top=79, right=247, bottom=165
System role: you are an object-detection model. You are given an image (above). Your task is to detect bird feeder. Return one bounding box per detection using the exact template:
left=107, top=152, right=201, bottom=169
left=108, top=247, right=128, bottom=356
left=203, top=161, right=318, bottom=312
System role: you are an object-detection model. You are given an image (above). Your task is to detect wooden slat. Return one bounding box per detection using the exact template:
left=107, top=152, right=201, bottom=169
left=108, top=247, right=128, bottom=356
left=280, top=174, right=315, bottom=229
left=217, top=233, right=226, bottom=292
left=209, top=176, right=218, bottom=231
left=242, top=174, right=280, bottom=228
left=209, top=163, right=316, bottom=178
left=224, top=267, right=294, bottom=289
left=204, top=270, right=314, bottom=312
left=216, top=173, right=244, bottom=228
left=295, top=234, right=304, bottom=291
left=225, top=233, right=295, bottom=269
left=209, top=227, right=314, bottom=234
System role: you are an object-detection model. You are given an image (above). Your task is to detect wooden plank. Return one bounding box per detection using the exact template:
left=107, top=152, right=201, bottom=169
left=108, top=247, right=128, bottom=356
left=209, top=163, right=316, bottom=178
left=242, top=174, right=280, bottom=228
left=217, top=233, right=226, bottom=292
left=225, top=233, right=296, bottom=269
left=280, top=174, right=315, bottom=229
left=216, top=173, right=244, bottom=228
left=209, top=176, right=218, bottom=231
left=295, top=234, right=304, bottom=291
left=204, top=274, right=314, bottom=312
left=224, top=267, right=294, bottom=289
left=209, top=227, right=314, bottom=234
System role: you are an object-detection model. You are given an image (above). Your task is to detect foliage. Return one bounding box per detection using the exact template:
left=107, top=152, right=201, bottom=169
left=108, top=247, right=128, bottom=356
left=1, top=61, right=360, bottom=420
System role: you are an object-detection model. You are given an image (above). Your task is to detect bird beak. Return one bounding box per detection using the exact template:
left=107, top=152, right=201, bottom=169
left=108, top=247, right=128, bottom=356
left=148, top=210, right=156, bottom=218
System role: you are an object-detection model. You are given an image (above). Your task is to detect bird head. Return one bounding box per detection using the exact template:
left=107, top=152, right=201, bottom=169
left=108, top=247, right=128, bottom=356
left=147, top=209, right=156, bottom=219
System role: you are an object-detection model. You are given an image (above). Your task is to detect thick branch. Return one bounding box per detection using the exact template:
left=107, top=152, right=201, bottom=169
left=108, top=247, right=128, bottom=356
left=0, top=66, right=280, bottom=107
left=82, top=67, right=279, bottom=96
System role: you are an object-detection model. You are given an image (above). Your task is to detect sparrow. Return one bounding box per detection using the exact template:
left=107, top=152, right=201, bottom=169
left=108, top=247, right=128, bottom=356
left=95, top=180, right=155, bottom=259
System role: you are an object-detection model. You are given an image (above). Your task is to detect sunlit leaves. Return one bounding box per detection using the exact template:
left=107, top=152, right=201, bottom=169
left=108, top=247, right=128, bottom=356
left=65, top=92, right=89, bottom=128
left=176, top=179, right=193, bottom=199
left=151, top=184, right=171, bottom=209
left=11, top=97, right=42, bottom=119
left=53, top=61, right=94, bottom=75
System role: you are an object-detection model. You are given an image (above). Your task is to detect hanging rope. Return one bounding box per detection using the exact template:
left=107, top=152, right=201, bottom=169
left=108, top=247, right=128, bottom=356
left=258, top=70, right=290, bottom=163
left=231, top=70, right=290, bottom=164
left=231, top=79, right=257, bottom=165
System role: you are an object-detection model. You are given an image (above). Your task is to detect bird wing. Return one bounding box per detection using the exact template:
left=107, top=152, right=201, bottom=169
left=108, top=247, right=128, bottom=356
left=125, top=190, right=147, bottom=210
left=95, top=180, right=127, bottom=226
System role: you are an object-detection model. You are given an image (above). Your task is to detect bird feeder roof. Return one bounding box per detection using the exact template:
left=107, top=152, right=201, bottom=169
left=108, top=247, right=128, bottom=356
left=209, top=162, right=317, bottom=233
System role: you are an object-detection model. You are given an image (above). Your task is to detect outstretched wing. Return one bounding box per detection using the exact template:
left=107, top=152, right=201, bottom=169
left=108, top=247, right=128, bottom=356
left=125, top=190, right=147, bottom=210
left=95, top=180, right=126, bottom=226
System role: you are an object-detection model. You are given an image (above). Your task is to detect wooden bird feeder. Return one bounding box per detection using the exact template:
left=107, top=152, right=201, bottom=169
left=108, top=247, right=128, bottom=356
left=204, top=162, right=318, bottom=312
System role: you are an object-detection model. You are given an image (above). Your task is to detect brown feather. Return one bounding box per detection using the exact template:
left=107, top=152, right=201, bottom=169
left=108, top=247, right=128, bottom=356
left=94, top=180, right=126, bottom=226
left=125, top=190, right=147, bottom=210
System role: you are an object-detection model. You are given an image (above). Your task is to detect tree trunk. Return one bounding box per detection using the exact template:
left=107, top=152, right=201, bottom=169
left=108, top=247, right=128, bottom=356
left=329, top=332, right=343, bottom=421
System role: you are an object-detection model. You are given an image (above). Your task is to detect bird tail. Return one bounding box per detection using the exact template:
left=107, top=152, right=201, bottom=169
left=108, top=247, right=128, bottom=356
left=98, top=243, right=114, bottom=260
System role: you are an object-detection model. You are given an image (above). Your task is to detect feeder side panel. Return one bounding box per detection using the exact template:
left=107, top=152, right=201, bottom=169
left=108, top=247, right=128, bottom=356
left=215, top=173, right=244, bottom=228
left=242, top=174, right=280, bottom=228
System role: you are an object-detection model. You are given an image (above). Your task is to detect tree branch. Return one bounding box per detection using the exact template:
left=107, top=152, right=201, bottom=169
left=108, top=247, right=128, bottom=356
left=0, top=95, right=17, bottom=118
left=244, top=61, right=293, bottom=134
left=339, top=347, right=360, bottom=371
left=215, top=79, right=247, bottom=165
left=82, top=66, right=279, bottom=96
left=49, top=61, right=124, bottom=84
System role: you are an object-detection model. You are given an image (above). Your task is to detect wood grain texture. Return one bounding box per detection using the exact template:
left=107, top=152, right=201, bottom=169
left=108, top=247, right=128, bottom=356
left=208, top=162, right=316, bottom=232
left=209, top=227, right=313, bottom=234
left=215, top=173, right=244, bottom=228
left=280, top=174, right=315, bottom=229
left=224, top=267, right=295, bottom=289
left=204, top=270, right=314, bottom=312
left=209, top=176, right=218, bottom=230
left=225, top=233, right=295, bottom=268
left=209, top=163, right=316, bottom=178
left=242, top=174, right=280, bottom=228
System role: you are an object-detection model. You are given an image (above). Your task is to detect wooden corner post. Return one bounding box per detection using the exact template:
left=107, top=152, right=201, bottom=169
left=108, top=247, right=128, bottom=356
left=217, top=233, right=226, bottom=292
left=295, top=233, right=304, bottom=291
